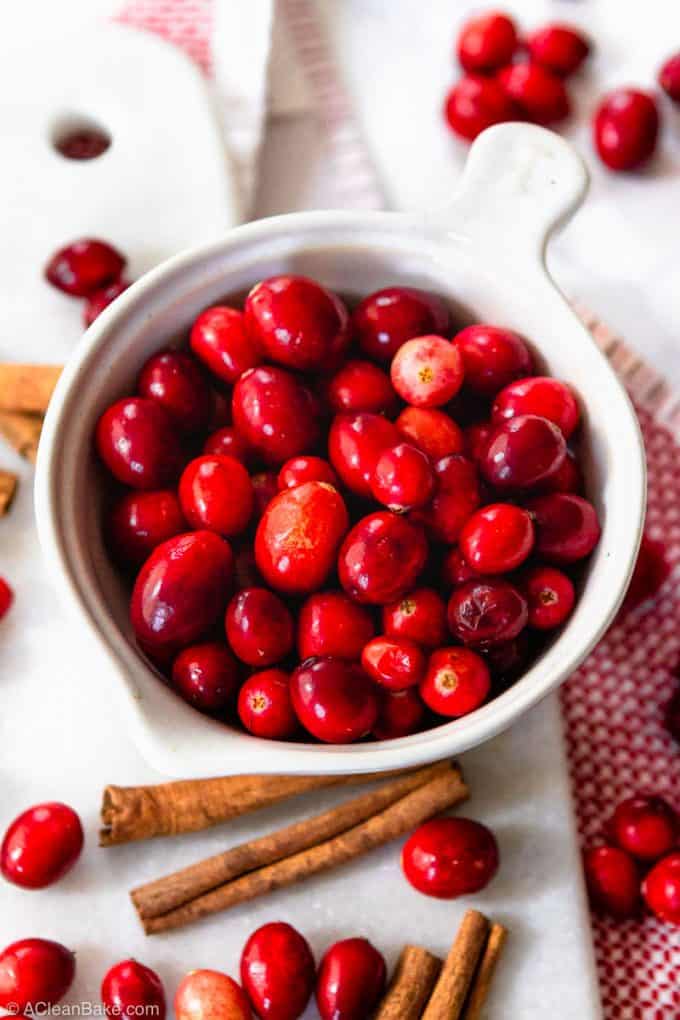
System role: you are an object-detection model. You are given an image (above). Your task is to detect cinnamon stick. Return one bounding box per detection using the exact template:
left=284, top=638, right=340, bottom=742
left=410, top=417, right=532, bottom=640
left=132, top=762, right=452, bottom=921
left=0, top=470, right=18, bottom=516
left=139, top=764, right=468, bottom=934
left=374, top=944, right=442, bottom=1019
left=0, top=411, right=42, bottom=463
left=462, top=923, right=507, bottom=1020
left=0, top=363, right=62, bottom=413
left=421, top=910, right=490, bottom=1020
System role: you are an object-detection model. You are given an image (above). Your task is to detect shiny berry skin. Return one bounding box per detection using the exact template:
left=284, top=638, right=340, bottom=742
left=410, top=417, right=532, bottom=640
left=402, top=817, right=499, bottom=898
left=659, top=53, right=680, bottom=103
left=583, top=845, right=640, bottom=918
left=441, top=547, right=480, bottom=589
left=371, top=443, right=435, bottom=512
left=0, top=578, right=13, bottom=620
left=642, top=852, right=680, bottom=925
left=233, top=366, right=320, bottom=465
left=454, top=324, right=533, bottom=396
left=278, top=456, right=338, bottom=490
left=593, top=89, right=659, bottom=171
left=327, top=360, right=397, bottom=415
left=534, top=449, right=582, bottom=495
left=353, top=286, right=450, bottom=363
left=481, top=414, right=566, bottom=490
left=611, top=795, right=678, bottom=862
left=527, top=24, right=590, bottom=77
left=328, top=412, right=400, bottom=497
left=45, top=238, right=126, bottom=296
left=527, top=493, right=601, bottom=564
left=0, top=939, right=76, bottom=1011
left=241, top=922, right=315, bottom=1020
left=171, top=642, right=240, bottom=714
left=391, top=335, right=464, bottom=407
left=101, top=960, right=166, bottom=1020
left=174, top=969, right=252, bottom=1020
left=190, top=305, right=262, bottom=384
left=179, top=455, right=254, bottom=537
left=621, top=534, right=670, bottom=615
left=226, top=587, right=294, bottom=666
left=251, top=471, right=280, bottom=520
left=457, top=11, right=517, bottom=73
left=291, top=657, right=378, bottom=743
left=315, top=938, right=386, bottom=1020
left=396, top=406, right=464, bottom=461
left=492, top=376, right=579, bottom=439
left=138, top=350, right=212, bottom=433
left=521, top=565, right=575, bottom=630
left=382, top=587, right=447, bottom=648
left=448, top=578, right=528, bottom=646
left=298, top=590, right=375, bottom=661
left=373, top=688, right=426, bottom=739
left=1, top=802, right=84, bottom=889
left=338, top=511, right=428, bottom=606
left=463, top=422, right=494, bottom=464
left=130, top=531, right=234, bottom=654
left=416, top=454, right=481, bottom=543
left=420, top=647, right=490, bottom=716
left=361, top=635, right=426, bottom=691
left=444, top=75, right=519, bottom=142
left=498, top=63, right=570, bottom=125
left=83, top=279, right=130, bottom=326
left=95, top=397, right=184, bottom=489
left=245, top=274, right=351, bottom=372
left=203, top=426, right=251, bottom=464
left=237, top=670, right=298, bottom=740
left=460, top=503, right=534, bottom=575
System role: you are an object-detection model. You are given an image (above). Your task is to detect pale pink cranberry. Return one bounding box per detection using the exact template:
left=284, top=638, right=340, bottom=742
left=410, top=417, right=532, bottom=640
left=457, top=11, right=518, bottom=73
left=237, top=670, right=298, bottom=740
left=290, top=657, right=378, bottom=743
left=190, top=305, right=262, bottom=384
left=593, top=89, right=659, bottom=171
left=361, top=635, right=427, bottom=691
left=527, top=24, right=591, bottom=77
left=174, top=970, right=251, bottom=1020
left=395, top=406, right=464, bottom=460
left=444, top=75, right=520, bottom=141
left=297, top=590, right=375, bottom=661
left=137, top=350, right=212, bottom=433
left=527, top=492, right=601, bottom=564
left=327, top=360, right=397, bottom=415
left=172, top=642, right=240, bottom=714
left=371, top=443, right=436, bottom=512
left=460, top=503, right=534, bottom=574
left=391, top=335, right=464, bottom=407
left=454, top=324, right=533, bottom=396
left=226, top=587, right=294, bottom=666
left=328, top=412, right=400, bottom=497
left=373, top=688, right=426, bottom=739
left=352, top=286, right=450, bottom=362
left=498, top=63, right=571, bottom=125
left=492, top=376, right=580, bottom=439
left=659, top=53, right=680, bottom=103
left=382, top=588, right=447, bottom=648
left=45, top=238, right=125, bottom=296
left=420, top=647, right=490, bottom=716
left=521, top=565, right=575, bottom=629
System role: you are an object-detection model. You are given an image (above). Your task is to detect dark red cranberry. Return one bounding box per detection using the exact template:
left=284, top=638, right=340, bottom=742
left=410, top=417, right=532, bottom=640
left=643, top=852, right=680, bottom=924
left=371, top=443, right=436, bottom=512
left=402, top=818, right=499, bottom=898
left=298, top=590, right=375, bottom=661
left=373, top=687, right=426, bottom=739
left=594, top=89, right=659, bottom=171
left=584, top=845, right=640, bottom=918
left=396, top=406, right=464, bottom=460
left=226, top=587, right=294, bottom=666
left=457, top=11, right=518, bottom=73
left=620, top=534, right=670, bottom=615
left=527, top=492, right=601, bottom=564
left=138, top=350, right=212, bottom=433
left=83, top=279, right=130, bottom=326
left=361, top=635, right=426, bottom=691
left=101, top=960, right=166, bottom=1020
left=481, top=631, right=530, bottom=680
left=441, top=547, right=481, bottom=589
left=179, top=455, right=253, bottom=537
left=45, top=238, right=126, bottom=296
left=0, top=578, right=13, bottom=620
left=95, top=397, right=184, bottom=489
left=391, top=335, right=464, bottom=407
left=534, top=449, right=582, bottom=495
left=521, top=565, right=575, bottom=629
left=659, top=53, right=680, bottom=103
left=352, top=286, right=450, bottom=363
left=238, top=670, right=298, bottom=740
left=498, top=63, right=571, bottom=125
left=233, top=366, right=320, bottom=465
left=327, top=360, right=397, bottom=415
left=492, top=376, right=580, bottom=439
left=171, top=642, right=240, bottom=714
left=448, top=579, right=528, bottom=646
left=463, top=423, right=494, bottom=464
left=1, top=802, right=83, bottom=889
left=278, top=455, right=338, bottom=490
left=527, top=24, right=591, bottom=77
left=382, top=587, right=447, bottom=648
left=338, top=511, right=428, bottom=605
left=190, top=305, right=262, bottom=384
left=460, top=503, right=534, bottom=575
left=481, top=414, right=566, bottom=490
left=315, top=939, right=386, bottom=1020
left=444, top=75, right=519, bottom=142
left=610, top=795, right=678, bottom=862
left=241, top=922, right=315, bottom=1020
left=0, top=939, right=75, bottom=1010
left=420, top=647, right=490, bottom=716
left=416, top=454, right=481, bottom=543
left=55, top=127, right=111, bottom=160
left=251, top=471, right=280, bottom=520
left=454, top=324, right=533, bottom=396
left=291, top=657, right=378, bottom=743
left=328, top=412, right=400, bottom=497
left=203, top=426, right=251, bottom=464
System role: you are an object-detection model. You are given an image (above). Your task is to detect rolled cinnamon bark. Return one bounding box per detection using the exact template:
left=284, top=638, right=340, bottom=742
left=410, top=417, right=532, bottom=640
left=462, top=922, right=507, bottom=1020
left=421, top=910, right=490, bottom=1020
left=0, top=411, right=42, bottom=463
left=374, top=944, right=442, bottom=1019
left=0, top=470, right=18, bottom=516
left=0, top=363, right=62, bottom=413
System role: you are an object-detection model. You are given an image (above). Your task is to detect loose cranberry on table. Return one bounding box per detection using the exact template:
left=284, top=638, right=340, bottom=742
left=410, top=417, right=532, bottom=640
left=277, top=455, right=338, bottom=490
left=241, top=922, right=315, bottom=1020
left=101, top=960, right=166, bottom=1020
left=328, top=411, right=400, bottom=497
left=391, top=335, right=464, bottom=408
left=0, top=577, right=14, bottom=620
left=527, top=492, right=601, bottom=564
left=526, top=24, right=591, bottom=78
left=382, top=587, right=447, bottom=648
left=481, top=414, right=566, bottom=490
left=352, top=286, right=450, bottom=363
left=454, top=324, right=533, bottom=396
left=191, top=305, right=262, bottom=384
left=497, top=63, right=571, bottom=126
left=371, top=443, right=435, bottom=512
left=643, top=852, right=680, bottom=925
left=174, top=969, right=252, bottom=1020
left=203, top=426, right=251, bottom=464
left=610, top=795, right=678, bottom=862
left=315, top=938, right=386, bottom=1020
left=326, top=360, right=397, bottom=416
left=237, top=670, right=298, bottom=740
left=416, top=454, right=481, bottom=544
left=456, top=10, right=517, bottom=73
left=448, top=578, right=529, bottom=646
left=402, top=817, right=499, bottom=898
left=1, top=802, right=83, bottom=889
left=45, top=238, right=126, bottom=296
left=338, top=511, right=428, bottom=605
left=290, top=657, right=378, bottom=743
left=444, top=74, right=519, bottom=142
left=361, top=635, right=426, bottom=691
left=83, top=279, right=130, bottom=327
left=233, top=365, right=320, bottom=465
left=96, top=397, right=184, bottom=489
left=226, top=587, right=294, bottom=667
left=620, top=533, right=670, bottom=616
left=179, top=455, right=254, bottom=537
left=460, top=503, right=534, bottom=575
left=420, top=647, right=491, bottom=717
left=593, top=89, right=660, bottom=172
left=171, top=642, right=240, bottom=714
left=583, top=845, right=640, bottom=918
left=373, top=687, right=426, bottom=739
left=659, top=53, right=680, bottom=103
left=521, top=565, right=575, bottom=630
left=0, top=939, right=75, bottom=1011
left=138, top=350, right=212, bottom=434
left=396, top=406, right=464, bottom=461
left=492, top=376, right=580, bottom=439
left=108, top=490, right=187, bottom=567
left=298, top=590, right=375, bottom=661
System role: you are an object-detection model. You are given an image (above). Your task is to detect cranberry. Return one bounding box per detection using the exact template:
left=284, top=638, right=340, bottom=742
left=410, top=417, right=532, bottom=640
left=0, top=802, right=83, bottom=889
left=371, top=443, right=435, bottom=512
left=55, top=127, right=111, bottom=160
left=315, top=938, right=386, bottom=1020
left=179, top=455, right=253, bottom=537
left=583, top=845, right=640, bottom=918
left=226, top=587, right=294, bottom=666
left=454, top=324, right=533, bottom=396
left=291, top=657, right=378, bottom=743
left=256, top=482, right=348, bottom=595
left=83, top=279, right=130, bottom=326
left=0, top=939, right=75, bottom=1011
left=396, top=406, right=464, bottom=460
left=621, top=534, right=670, bottom=615
left=457, top=11, right=517, bottom=73
left=460, top=503, right=534, bottom=575
left=108, top=491, right=185, bottom=568
left=463, top=423, right=494, bottom=464
left=298, top=590, right=375, bottom=661
left=190, top=305, right=262, bottom=384
left=45, top=238, right=126, bottom=296
left=391, top=335, right=464, bottom=408
left=101, top=960, right=166, bottom=1020
left=130, top=531, right=234, bottom=654
left=593, top=89, right=659, bottom=171
left=420, top=647, right=490, bottom=716
left=444, top=75, right=519, bottom=142
left=233, top=366, right=320, bottom=465
left=659, top=53, right=680, bottom=103
left=416, top=454, right=481, bottom=543
left=328, top=412, right=400, bottom=497
left=327, top=360, right=397, bottom=415
left=492, top=376, right=579, bottom=439
left=382, top=587, right=447, bottom=648
left=174, top=969, right=251, bottom=1020
left=245, top=275, right=350, bottom=372
left=448, top=579, right=528, bottom=646
left=527, top=492, right=601, bottom=564
left=95, top=397, right=184, bottom=489
left=361, top=635, right=426, bottom=691
left=241, top=922, right=315, bottom=1020
left=441, top=547, right=480, bottom=589
left=534, top=449, right=582, bottom=495
left=251, top=471, right=280, bottom=520
left=521, top=565, right=575, bottom=629
left=138, top=350, right=212, bottom=434
left=353, top=286, right=450, bottom=363
left=527, top=24, right=590, bottom=77
left=643, top=852, right=680, bottom=925
left=203, top=426, right=251, bottom=464
left=402, top=817, right=499, bottom=898
left=0, top=577, right=13, bottom=620
left=373, top=688, right=426, bottom=739
left=278, top=456, right=338, bottom=490
left=482, top=631, right=530, bottom=680
left=338, top=511, right=428, bottom=605
left=498, top=64, right=570, bottom=125
left=171, top=642, right=240, bottom=714
left=481, top=414, right=566, bottom=490
left=610, top=795, right=678, bottom=862
left=237, top=670, right=298, bottom=740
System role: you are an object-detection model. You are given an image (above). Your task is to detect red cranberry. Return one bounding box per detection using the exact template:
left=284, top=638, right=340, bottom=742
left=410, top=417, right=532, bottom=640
left=233, top=366, right=320, bottom=465
left=130, top=531, right=234, bottom=654
left=256, top=481, right=349, bottom=595
left=298, top=590, right=375, bottom=661
left=659, top=53, right=680, bottom=103
left=402, top=817, right=499, bottom=898
left=171, top=642, right=239, bottom=714
left=291, top=657, right=378, bottom=743
left=396, top=406, right=464, bottom=461
left=611, top=795, right=678, bottom=862
left=83, top=279, right=130, bottom=326
left=373, top=688, right=426, bottom=739
left=391, top=335, right=464, bottom=407
left=237, top=670, right=298, bottom=740
left=190, top=305, right=262, bottom=384
left=241, top=922, right=315, bottom=1020
left=138, top=350, right=212, bottom=434
left=174, top=970, right=251, bottom=1020
left=498, top=64, right=570, bottom=125
left=441, top=547, right=481, bottom=589
left=203, top=426, right=251, bottom=464
left=0, top=939, right=75, bottom=1011
left=108, top=490, right=186, bottom=567
left=416, top=454, right=481, bottom=543
left=361, top=635, right=426, bottom=691
left=382, top=587, right=447, bottom=648
left=527, top=24, right=590, bottom=77
left=95, top=397, right=184, bottom=489
left=492, top=376, right=580, bottom=439
left=481, top=414, right=566, bottom=490
left=593, top=89, right=659, bottom=171
left=583, top=845, right=640, bottom=918
left=251, top=471, right=280, bottom=520
left=463, top=423, right=494, bottom=464
left=457, top=11, right=517, bottom=73
left=353, top=286, right=450, bottom=363
left=0, top=578, right=13, bottom=620
left=179, top=455, right=253, bottom=537
left=444, top=75, right=519, bottom=141
left=643, top=852, right=680, bottom=925
left=328, top=412, right=400, bottom=497
left=315, top=939, right=386, bottom=1020
left=621, top=534, right=670, bottom=615
left=338, top=511, right=428, bottom=605
left=521, top=565, right=575, bottom=629
left=482, top=631, right=530, bottom=680
left=534, top=449, right=582, bottom=495
left=278, top=456, right=338, bottom=490
left=448, top=579, right=528, bottom=646
left=460, top=503, right=534, bottom=575
left=454, top=324, right=533, bottom=396
left=327, top=360, right=397, bottom=415
left=101, top=960, right=166, bottom=1020
left=371, top=443, right=435, bottom=512
left=55, top=127, right=111, bottom=160
left=420, top=647, right=490, bottom=716
left=45, top=238, right=126, bottom=296
left=527, top=493, right=601, bottom=564
left=1, top=802, right=83, bottom=889
left=226, top=587, right=294, bottom=666
left=245, top=275, right=350, bottom=372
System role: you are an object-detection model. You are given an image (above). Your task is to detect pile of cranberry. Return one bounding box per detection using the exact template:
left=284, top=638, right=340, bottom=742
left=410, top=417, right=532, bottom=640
left=45, top=237, right=131, bottom=325
left=91, top=273, right=601, bottom=745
